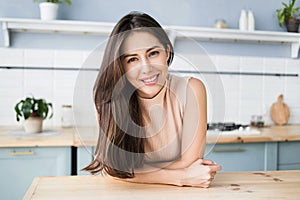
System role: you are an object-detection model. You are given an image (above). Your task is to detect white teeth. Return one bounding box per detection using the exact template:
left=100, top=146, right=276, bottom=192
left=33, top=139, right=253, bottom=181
left=143, top=75, right=157, bottom=83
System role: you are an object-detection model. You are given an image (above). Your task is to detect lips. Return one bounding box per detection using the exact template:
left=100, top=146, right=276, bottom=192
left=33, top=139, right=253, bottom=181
left=140, top=74, right=159, bottom=86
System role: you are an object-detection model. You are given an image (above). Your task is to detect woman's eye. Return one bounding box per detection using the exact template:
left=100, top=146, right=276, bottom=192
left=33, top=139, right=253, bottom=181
left=127, top=57, right=138, bottom=63
left=149, top=51, right=159, bottom=57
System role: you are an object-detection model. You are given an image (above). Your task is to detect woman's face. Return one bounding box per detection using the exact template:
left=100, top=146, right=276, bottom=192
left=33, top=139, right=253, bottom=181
left=121, top=31, right=170, bottom=98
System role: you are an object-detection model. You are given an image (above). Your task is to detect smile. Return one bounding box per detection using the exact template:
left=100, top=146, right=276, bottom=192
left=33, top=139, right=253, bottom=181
left=140, top=74, right=159, bottom=86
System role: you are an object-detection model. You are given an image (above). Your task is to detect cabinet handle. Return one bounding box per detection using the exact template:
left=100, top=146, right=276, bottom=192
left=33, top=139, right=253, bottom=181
left=212, top=148, right=245, bottom=153
left=8, top=151, right=35, bottom=155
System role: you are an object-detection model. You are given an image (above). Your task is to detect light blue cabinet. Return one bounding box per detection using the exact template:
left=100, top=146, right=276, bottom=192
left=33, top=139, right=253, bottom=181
left=277, top=141, right=300, bottom=170
left=205, top=141, right=300, bottom=172
left=78, top=142, right=300, bottom=174
left=0, top=147, right=71, bottom=200
left=205, top=143, right=278, bottom=172
left=77, top=146, right=94, bottom=175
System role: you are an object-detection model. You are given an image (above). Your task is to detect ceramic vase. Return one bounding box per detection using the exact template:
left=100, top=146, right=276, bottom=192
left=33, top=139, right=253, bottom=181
left=39, top=2, right=59, bottom=20
left=24, top=117, right=43, bottom=133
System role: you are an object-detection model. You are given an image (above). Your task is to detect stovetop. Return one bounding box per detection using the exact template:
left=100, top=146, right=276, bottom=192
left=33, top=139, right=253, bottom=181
left=207, top=122, right=247, bottom=131
left=207, top=122, right=261, bottom=135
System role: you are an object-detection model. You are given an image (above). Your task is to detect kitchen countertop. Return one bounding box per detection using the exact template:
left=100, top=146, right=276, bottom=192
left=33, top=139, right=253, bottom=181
left=23, top=170, right=300, bottom=200
left=0, top=125, right=300, bottom=147
left=0, top=126, right=74, bottom=147
left=206, top=124, right=300, bottom=144
left=74, top=124, right=300, bottom=145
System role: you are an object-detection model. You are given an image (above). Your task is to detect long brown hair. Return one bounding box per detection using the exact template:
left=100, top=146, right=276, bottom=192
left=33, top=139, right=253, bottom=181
left=83, top=11, right=174, bottom=178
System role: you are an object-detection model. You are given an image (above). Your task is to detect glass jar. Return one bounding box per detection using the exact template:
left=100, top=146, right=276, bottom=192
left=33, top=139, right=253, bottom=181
left=250, top=115, right=264, bottom=127
left=61, top=104, right=73, bottom=128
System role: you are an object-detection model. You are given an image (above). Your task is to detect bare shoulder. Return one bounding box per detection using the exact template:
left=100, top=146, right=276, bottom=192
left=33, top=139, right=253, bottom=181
left=187, top=77, right=206, bottom=97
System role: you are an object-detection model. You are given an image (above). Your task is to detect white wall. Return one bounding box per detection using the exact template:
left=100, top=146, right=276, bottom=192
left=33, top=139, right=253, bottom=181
left=213, top=55, right=300, bottom=125
left=0, top=48, right=299, bottom=127
left=0, top=48, right=89, bottom=127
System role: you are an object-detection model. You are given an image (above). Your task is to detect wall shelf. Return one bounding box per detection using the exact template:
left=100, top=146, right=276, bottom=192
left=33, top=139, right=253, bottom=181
left=1, top=18, right=300, bottom=58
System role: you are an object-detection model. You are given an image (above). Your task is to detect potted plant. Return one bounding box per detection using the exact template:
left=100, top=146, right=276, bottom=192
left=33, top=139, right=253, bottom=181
left=277, top=0, right=300, bottom=32
left=15, top=96, right=53, bottom=133
left=34, top=0, right=72, bottom=20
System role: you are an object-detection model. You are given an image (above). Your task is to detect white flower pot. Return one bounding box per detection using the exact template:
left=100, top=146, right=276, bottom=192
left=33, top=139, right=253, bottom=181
left=24, top=117, right=43, bottom=133
left=39, top=2, right=59, bottom=20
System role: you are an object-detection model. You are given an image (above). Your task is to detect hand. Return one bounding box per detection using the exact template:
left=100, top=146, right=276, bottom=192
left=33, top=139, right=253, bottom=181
left=180, top=159, right=222, bottom=188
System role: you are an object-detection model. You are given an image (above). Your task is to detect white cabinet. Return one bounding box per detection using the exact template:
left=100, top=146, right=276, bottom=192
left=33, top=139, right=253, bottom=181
left=0, top=147, right=71, bottom=200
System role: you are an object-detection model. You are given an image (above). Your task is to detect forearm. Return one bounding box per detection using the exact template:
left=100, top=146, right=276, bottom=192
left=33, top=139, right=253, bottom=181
left=108, top=159, right=222, bottom=188
left=150, top=158, right=197, bottom=170
left=116, top=166, right=184, bottom=186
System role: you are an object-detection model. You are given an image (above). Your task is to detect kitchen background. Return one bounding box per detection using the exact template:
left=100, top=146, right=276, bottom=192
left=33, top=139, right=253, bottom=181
left=0, top=0, right=299, bottom=127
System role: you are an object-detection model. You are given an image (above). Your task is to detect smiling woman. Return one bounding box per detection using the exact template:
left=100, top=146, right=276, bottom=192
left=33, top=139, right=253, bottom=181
left=121, top=32, right=170, bottom=98
left=83, top=11, right=221, bottom=188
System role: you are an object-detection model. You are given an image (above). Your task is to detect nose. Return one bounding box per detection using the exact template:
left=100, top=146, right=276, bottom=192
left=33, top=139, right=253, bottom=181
left=140, top=57, right=152, bottom=74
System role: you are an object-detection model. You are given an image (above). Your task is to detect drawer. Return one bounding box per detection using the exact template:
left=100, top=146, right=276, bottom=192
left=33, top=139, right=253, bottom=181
left=0, top=147, right=36, bottom=157
left=205, top=143, right=266, bottom=172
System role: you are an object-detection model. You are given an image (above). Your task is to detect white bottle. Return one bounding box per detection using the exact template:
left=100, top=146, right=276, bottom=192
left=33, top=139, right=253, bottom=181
left=248, top=10, right=255, bottom=31
left=239, top=9, right=248, bottom=31
left=61, top=104, right=74, bottom=128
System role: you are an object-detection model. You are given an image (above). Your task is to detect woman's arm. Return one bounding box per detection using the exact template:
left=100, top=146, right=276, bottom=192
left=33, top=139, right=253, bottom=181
left=137, top=77, right=207, bottom=170
left=111, top=78, right=221, bottom=187
left=112, top=159, right=221, bottom=188
left=163, top=77, right=208, bottom=169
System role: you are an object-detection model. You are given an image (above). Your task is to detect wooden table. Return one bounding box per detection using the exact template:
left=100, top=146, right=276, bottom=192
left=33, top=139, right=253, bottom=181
left=24, top=170, right=300, bottom=200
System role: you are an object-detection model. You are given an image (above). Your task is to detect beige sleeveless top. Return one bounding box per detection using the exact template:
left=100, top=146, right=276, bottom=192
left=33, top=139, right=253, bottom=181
left=138, top=74, right=191, bottom=163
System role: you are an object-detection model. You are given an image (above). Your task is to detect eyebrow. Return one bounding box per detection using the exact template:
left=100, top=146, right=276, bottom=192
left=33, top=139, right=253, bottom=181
left=122, top=45, right=161, bottom=59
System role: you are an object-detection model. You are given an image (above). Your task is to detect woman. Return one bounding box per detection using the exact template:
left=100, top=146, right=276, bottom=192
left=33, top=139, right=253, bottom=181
left=84, top=11, right=221, bottom=188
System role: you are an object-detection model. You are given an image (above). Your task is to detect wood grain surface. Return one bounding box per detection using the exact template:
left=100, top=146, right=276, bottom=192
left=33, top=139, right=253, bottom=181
left=23, top=170, right=300, bottom=200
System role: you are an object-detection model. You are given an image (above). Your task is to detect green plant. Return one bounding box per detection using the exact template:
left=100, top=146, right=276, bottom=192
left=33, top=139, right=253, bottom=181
left=33, top=0, right=72, bottom=6
left=277, top=0, right=300, bottom=26
left=14, top=96, right=53, bottom=122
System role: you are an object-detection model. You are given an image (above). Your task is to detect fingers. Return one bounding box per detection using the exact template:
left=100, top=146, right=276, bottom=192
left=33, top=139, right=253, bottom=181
left=211, top=171, right=216, bottom=177
left=195, top=159, right=220, bottom=167
left=181, top=159, right=221, bottom=188
left=201, top=159, right=216, bottom=166
left=199, top=159, right=222, bottom=179
left=208, top=171, right=216, bottom=181
left=209, top=164, right=222, bottom=172
left=195, top=181, right=211, bottom=188
left=201, top=159, right=222, bottom=171
left=202, top=159, right=222, bottom=170
left=184, top=178, right=213, bottom=188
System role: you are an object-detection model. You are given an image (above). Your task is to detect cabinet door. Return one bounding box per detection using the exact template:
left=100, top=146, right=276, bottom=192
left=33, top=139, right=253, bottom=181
left=77, top=146, right=94, bottom=175
left=278, top=141, right=300, bottom=170
left=205, top=143, right=266, bottom=172
left=0, top=147, right=71, bottom=200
